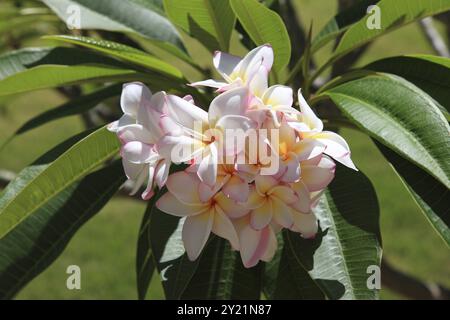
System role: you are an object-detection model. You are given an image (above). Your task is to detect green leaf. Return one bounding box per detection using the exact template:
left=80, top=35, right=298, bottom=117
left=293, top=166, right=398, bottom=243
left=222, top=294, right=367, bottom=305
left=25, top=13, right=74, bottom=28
left=136, top=194, right=157, bottom=300
left=164, top=0, right=235, bottom=52
left=0, top=64, right=142, bottom=97
left=148, top=192, right=202, bottom=299
left=41, top=0, right=185, bottom=50
left=44, top=35, right=184, bottom=80
left=332, top=0, right=450, bottom=63
left=0, top=46, right=129, bottom=80
left=230, top=0, right=291, bottom=72
left=375, top=141, right=450, bottom=246
left=15, top=84, right=121, bottom=136
left=366, top=55, right=450, bottom=118
left=181, top=236, right=262, bottom=299
left=263, top=235, right=325, bottom=300
left=320, top=73, right=450, bottom=189
left=312, top=0, right=377, bottom=52
left=0, top=160, right=125, bottom=299
left=0, top=127, right=120, bottom=242
left=285, top=165, right=382, bottom=299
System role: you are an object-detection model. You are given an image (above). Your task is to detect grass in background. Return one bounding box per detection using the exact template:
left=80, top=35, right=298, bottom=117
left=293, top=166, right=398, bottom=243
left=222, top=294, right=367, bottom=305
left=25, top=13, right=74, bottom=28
left=0, top=0, right=448, bottom=299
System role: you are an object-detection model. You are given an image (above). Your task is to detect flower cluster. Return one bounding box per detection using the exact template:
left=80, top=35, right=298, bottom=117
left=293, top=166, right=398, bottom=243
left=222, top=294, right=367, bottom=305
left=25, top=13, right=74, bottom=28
left=110, top=45, right=357, bottom=268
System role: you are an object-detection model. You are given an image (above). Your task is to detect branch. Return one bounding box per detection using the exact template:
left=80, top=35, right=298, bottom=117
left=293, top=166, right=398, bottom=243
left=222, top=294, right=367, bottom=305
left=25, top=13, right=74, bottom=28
left=382, top=259, right=450, bottom=300
left=419, top=17, right=450, bottom=58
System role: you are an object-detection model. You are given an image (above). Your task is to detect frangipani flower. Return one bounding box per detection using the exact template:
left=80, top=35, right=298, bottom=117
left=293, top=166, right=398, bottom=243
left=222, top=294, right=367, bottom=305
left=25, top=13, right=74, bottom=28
left=109, top=82, right=174, bottom=199
left=191, top=45, right=273, bottom=93
left=156, top=171, right=248, bottom=260
left=287, top=90, right=357, bottom=170
left=159, top=87, right=254, bottom=187
left=112, top=44, right=357, bottom=269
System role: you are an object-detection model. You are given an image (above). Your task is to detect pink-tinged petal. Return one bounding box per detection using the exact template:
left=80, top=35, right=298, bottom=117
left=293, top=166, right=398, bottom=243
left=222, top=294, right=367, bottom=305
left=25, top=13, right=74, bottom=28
left=238, top=45, right=274, bottom=81
left=235, top=163, right=259, bottom=182
left=291, top=211, right=318, bottom=239
left=280, top=153, right=301, bottom=183
left=311, top=190, right=325, bottom=207
left=109, top=114, right=136, bottom=132
left=198, top=175, right=229, bottom=203
left=297, top=89, right=323, bottom=132
left=183, top=211, right=214, bottom=260
left=157, top=135, right=201, bottom=163
left=189, top=79, right=228, bottom=89
left=166, top=171, right=202, bottom=204
left=250, top=200, right=272, bottom=230
left=159, top=115, right=183, bottom=136
left=269, top=185, right=298, bottom=204
left=197, top=142, right=218, bottom=187
left=209, top=87, right=250, bottom=126
left=278, top=121, right=297, bottom=148
left=287, top=120, right=311, bottom=133
left=127, top=163, right=148, bottom=196
left=156, top=192, right=208, bottom=217
left=117, top=124, right=154, bottom=144
left=271, top=197, right=294, bottom=228
left=255, top=175, right=278, bottom=195
left=261, top=226, right=277, bottom=262
left=215, top=191, right=250, bottom=218
left=291, top=180, right=311, bottom=213
left=294, top=138, right=326, bottom=161
left=149, top=90, right=167, bottom=113
left=243, top=185, right=265, bottom=210
left=213, top=51, right=242, bottom=80
left=154, top=159, right=171, bottom=189
left=238, top=219, right=271, bottom=268
left=212, top=206, right=240, bottom=250
left=301, top=159, right=335, bottom=192
left=121, top=141, right=158, bottom=164
left=262, top=85, right=293, bottom=108
left=121, top=82, right=151, bottom=117
left=166, top=94, right=208, bottom=129
left=183, top=95, right=195, bottom=104
left=142, top=162, right=156, bottom=200
left=314, top=131, right=357, bottom=170
left=122, top=158, right=145, bottom=180
left=222, top=175, right=249, bottom=202
left=248, top=65, right=269, bottom=97
left=137, top=106, right=163, bottom=140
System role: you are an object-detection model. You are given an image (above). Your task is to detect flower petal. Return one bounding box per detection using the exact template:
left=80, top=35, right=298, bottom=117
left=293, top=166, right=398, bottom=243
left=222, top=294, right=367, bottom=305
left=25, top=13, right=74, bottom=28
left=154, top=159, right=171, bottom=189
left=213, top=206, right=240, bottom=250
left=121, top=82, right=151, bottom=117
left=214, top=191, right=250, bottom=218
left=293, top=138, right=326, bottom=161
left=197, top=142, right=218, bottom=186
left=238, top=219, right=271, bottom=268
left=291, top=180, right=311, bottom=213
left=166, top=171, right=202, bottom=204
left=301, top=158, right=336, bottom=192
left=237, top=45, right=274, bottom=82
left=269, top=185, right=298, bottom=204
left=166, top=94, right=208, bottom=129
left=209, top=87, right=249, bottom=127
left=189, top=79, right=228, bottom=89
left=117, top=124, right=154, bottom=144
left=248, top=65, right=269, bottom=97
left=121, top=141, right=158, bottom=164
left=183, top=211, right=214, bottom=261
left=222, top=175, right=250, bottom=202
left=261, top=226, right=277, bottom=262
left=255, top=175, right=278, bottom=195
left=315, top=131, right=357, bottom=170
left=291, top=211, right=318, bottom=239
left=271, top=197, right=294, bottom=228
left=250, top=199, right=272, bottom=230
left=262, top=85, right=293, bottom=108
left=297, top=89, right=323, bottom=132
left=156, top=192, right=208, bottom=217
left=213, top=51, right=242, bottom=80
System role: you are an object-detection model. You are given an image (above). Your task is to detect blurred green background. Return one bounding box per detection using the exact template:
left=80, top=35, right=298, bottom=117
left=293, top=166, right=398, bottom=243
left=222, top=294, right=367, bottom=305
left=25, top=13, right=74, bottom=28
left=0, top=0, right=449, bottom=299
